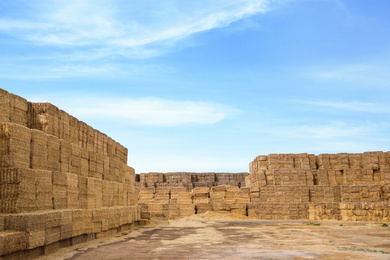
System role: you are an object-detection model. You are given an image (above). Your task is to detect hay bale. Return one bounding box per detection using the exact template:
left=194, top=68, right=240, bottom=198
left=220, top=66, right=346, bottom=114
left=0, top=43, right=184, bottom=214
left=72, top=209, right=92, bottom=237
left=0, top=215, right=4, bottom=231
left=27, top=230, right=45, bottom=249
left=45, top=225, right=61, bottom=246
left=0, top=123, right=31, bottom=169
left=66, top=173, right=79, bottom=209
left=58, top=110, right=70, bottom=141
left=0, top=168, right=38, bottom=213
left=47, top=135, right=60, bottom=171
left=60, top=210, right=73, bottom=240
left=35, top=170, right=53, bottom=211
left=9, top=94, right=28, bottom=127
left=60, top=140, right=72, bottom=173
left=0, top=88, right=10, bottom=123
left=70, top=144, right=81, bottom=175
left=30, top=129, right=48, bottom=170
left=2, top=230, right=28, bottom=255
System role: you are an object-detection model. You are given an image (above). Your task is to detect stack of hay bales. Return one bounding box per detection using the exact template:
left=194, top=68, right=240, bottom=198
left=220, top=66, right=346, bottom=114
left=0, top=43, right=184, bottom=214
left=247, top=152, right=390, bottom=221
left=137, top=172, right=248, bottom=189
left=0, top=88, right=143, bottom=258
left=136, top=172, right=249, bottom=219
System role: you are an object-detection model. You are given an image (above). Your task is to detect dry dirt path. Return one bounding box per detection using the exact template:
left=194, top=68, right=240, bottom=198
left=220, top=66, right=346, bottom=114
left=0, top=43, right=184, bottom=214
left=40, top=213, right=390, bottom=260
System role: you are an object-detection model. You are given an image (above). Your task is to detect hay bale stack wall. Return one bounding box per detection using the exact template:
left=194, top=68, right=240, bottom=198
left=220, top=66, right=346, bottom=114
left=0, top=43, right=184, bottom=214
left=137, top=153, right=390, bottom=222
left=0, top=88, right=142, bottom=258
left=248, top=153, right=390, bottom=221
left=136, top=172, right=249, bottom=219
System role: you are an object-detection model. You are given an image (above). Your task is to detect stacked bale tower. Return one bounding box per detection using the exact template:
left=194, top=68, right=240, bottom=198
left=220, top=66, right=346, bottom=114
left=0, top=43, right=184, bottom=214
left=0, top=88, right=142, bottom=258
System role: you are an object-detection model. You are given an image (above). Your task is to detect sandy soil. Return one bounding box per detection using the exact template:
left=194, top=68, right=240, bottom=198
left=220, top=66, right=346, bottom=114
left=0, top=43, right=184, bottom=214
left=39, top=212, right=390, bottom=260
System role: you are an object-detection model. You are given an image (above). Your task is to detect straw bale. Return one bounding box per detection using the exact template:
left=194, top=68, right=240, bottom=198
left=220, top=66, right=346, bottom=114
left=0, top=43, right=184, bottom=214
left=195, top=203, right=212, bottom=214
left=51, top=171, right=65, bottom=186
left=45, top=226, right=61, bottom=245
left=30, top=129, right=48, bottom=170
left=35, top=170, right=53, bottom=210
left=30, top=103, right=57, bottom=136
left=382, top=167, right=390, bottom=185
left=177, top=197, right=193, bottom=204
left=0, top=215, right=4, bottom=232
left=78, top=121, right=87, bottom=148
left=60, top=210, right=73, bottom=240
left=94, top=131, right=103, bottom=154
left=101, top=134, right=108, bottom=156
left=9, top=94, right=28, bottom=126
left=46, top=211, right=62, bottom=229
left=72, top=209, right=92, bottom=236
left=26, top=212, right=47, bottom=233
left=2, top=230, right=28, bottom=255
left=68, top=115, right=79, bottom=143
left=91, top=221, right=102, bottom=233
left=43, top=241, right=60, bottom=255
left=230, top=203, right=247, bottom=215
left=141, top=211, right=151, bottom=220
left=60, top=139, right=72, bottom=173
left=163, top=204, right=180, bottom=219
left=25, top=229, right=46, bottom=249
left=0, top=123, right=31, bottom=169
left=102, top=181, right=114, bottom=207
left=0, top=168, right=38, bottom=213
left=86, top=126, right=95, bottom=152
left=94, top=179, right=103, bottom=208
left=108, top=207, right=120, bottom=229
left=70, top=143, right=81, bottom=175
left=95, top=154, right=104, bottom=177
left=58, top=110, right=70, bottom=140
left=0, top=88, right=10, bottom=123
left=80, top=157, right=89, bottom=178
left=0, top=108, right=10, bottom=124
left=179, top=204, right=195, bottom=217
left=119, top=207, right=128, bottom=225
left=107, top=137, right=116, bottom=157
left=148, top=203, right=163, bottom=212
left=192, top=187, right=210, bottom=194
left=66, top=173, right=79, bottom=209
left=92, top=208, right=108, bottom=224
left=193, top=198, right=210, bottom=204
left=212, top=201, right=231, bottom=213
left=46, top=134, right=60, bottom=171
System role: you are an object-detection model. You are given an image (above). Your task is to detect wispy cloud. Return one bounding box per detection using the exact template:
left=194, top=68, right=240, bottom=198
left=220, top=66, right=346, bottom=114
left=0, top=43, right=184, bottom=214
left=296, top=122, right=371, bottom=139
left=0, top=0, right=273, bottom=58
left=29, top=96, right=239, bottom=127
left=295, top=100, right=390, bottom=114
left=260, top=120, right=374, bottom=140
left=0, top=63, right=121, bottom=79
left=304, top=63, right=390, bottom=88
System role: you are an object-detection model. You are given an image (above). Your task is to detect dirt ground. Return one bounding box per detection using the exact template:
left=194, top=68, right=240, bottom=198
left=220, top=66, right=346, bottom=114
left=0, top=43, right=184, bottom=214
left=40, top=213, right=390, bottom=260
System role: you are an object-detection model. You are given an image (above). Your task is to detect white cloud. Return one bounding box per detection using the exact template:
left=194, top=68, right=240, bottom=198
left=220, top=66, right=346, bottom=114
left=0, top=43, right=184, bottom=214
left=295, top=100, right=390, bottom=114
left=260, top=121, right=373, bottom=140
left=0, top=0, right=272, bottom=58
left=0, top=63, right=120, bottom=79
left=305, top=63, right=390, bottom=88
left=30, top=96, right=239, bottom=127
left=296, top=122, right=371, bottom=139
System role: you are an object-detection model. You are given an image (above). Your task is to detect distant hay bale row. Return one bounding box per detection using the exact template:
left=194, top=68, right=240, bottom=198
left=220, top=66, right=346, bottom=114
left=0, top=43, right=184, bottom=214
left=138, top=152, right=390, bottom=223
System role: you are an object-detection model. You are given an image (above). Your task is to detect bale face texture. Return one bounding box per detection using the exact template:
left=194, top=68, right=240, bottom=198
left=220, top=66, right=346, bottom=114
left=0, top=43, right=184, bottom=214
left=0, top=89, right=10, bottom=123
left=0, top=123, right=31, bottom=169
left=0, top=88, right=141, bottom=258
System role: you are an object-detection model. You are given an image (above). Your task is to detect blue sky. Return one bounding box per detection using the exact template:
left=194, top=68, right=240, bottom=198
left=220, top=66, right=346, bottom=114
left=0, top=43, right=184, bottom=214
left=1, top=0, right=389, bottom=173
